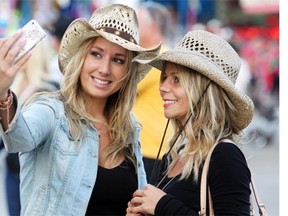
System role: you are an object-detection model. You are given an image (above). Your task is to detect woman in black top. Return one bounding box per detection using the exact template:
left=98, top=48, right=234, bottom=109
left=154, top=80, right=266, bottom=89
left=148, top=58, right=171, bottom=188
left=126, top=30, right=255, bottom=215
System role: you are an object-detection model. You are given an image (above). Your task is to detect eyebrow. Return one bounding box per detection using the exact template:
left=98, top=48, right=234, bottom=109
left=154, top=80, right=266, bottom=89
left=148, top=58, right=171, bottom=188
left=167, top=72, right=179, bottom=76
left=91, top=45, right=127, bottom=58
left=114, top=53, right=127, bottom=58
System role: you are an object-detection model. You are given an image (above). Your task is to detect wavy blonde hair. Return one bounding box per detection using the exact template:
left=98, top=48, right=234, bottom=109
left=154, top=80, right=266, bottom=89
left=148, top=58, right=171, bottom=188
left=58, top=37, right=139, bottom=164
left=166, top=63, right=242, bottom=181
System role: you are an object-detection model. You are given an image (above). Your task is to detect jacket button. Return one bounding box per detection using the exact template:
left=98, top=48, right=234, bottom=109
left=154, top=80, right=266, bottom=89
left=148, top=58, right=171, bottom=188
left=40, top=185, right=46, bottom=191
left=90, top=152, right=96, bottom=157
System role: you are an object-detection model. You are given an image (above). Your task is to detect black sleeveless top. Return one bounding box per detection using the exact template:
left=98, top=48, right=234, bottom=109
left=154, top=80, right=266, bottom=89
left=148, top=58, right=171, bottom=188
left=85, top=159, right=137, bottom=215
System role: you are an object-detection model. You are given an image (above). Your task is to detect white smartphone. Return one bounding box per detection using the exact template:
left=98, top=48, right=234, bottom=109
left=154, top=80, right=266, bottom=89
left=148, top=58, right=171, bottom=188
left=13, top=19, right=47, bottom=64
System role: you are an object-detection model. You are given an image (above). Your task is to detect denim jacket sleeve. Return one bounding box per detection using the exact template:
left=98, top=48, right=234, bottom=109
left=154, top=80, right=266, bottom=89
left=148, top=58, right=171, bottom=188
left=0, top=96, right=59, bottom=153
left=130, top=113, right=147, bottom=189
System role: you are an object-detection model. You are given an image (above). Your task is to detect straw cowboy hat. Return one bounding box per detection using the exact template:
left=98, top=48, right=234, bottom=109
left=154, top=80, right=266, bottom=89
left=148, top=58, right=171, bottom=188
left=58, top=3, right=161, bottom=83
left=143, top=30, right=254, bottom=130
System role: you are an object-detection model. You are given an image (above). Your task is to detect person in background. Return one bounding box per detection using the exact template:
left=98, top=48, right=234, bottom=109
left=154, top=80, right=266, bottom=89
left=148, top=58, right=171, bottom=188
left=0, top=3, right=160, bottom=215
left=127, top=30, right=255, bottom=215
left=1, top=40, right=59, bottom=216
left=133, top=1, right=174, bottom=181
left=230, top=42, right=252, bottom=95
left=49, top=15, right=73, bottom=82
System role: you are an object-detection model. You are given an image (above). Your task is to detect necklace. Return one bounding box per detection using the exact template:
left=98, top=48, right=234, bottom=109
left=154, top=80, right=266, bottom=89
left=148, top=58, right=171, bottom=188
left=156, top=174, right=179, bottom=190
left=155, top=158, right=183, bottom=190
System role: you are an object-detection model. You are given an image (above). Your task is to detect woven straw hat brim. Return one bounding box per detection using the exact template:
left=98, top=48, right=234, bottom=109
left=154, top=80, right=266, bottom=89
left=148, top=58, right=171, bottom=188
left=58, top=18, right=161, bottom=82
left=144, top=50, right=254, bottom=130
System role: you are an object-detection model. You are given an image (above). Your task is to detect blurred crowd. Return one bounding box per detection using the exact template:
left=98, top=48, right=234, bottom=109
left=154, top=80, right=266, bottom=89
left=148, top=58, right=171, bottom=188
left=0, top=0, right=279, bottom=215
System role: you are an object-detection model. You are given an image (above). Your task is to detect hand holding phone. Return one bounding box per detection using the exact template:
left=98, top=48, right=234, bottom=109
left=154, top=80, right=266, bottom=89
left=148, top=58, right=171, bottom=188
left=13, top=19, right=46, bottom=64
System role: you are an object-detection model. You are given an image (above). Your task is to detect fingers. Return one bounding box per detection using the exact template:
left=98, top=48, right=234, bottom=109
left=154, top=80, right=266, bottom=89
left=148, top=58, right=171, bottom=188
left=133, top=188, right=145, bottom=197
left=0, top=37, right=8, bottom=48
left=0, top=31, right=31, bottom=94
left=126, top=206, right=143, bottom=216
left=127, top=201, right=144, bottom=216
left=130, top=196, right=142, bottom=205
left=13, top=49, right=32, bottom=69
left=0, top=30, right=30, bottom=70
left=0, top=30, right=23, bottom=60
left=132, top=184, right=154, bottom=198
left=126, top=203, right=134, bottom=216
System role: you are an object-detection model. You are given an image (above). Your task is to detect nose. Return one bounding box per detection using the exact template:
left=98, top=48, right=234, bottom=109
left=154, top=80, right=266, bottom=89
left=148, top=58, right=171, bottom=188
left=159, top=79, right=170, bottom=93
left=98, top=58, right=110, bottom=75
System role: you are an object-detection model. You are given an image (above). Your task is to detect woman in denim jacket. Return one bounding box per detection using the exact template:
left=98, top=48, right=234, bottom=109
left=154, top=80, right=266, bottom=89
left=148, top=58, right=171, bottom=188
left=0, top=3, right=160, bottom=216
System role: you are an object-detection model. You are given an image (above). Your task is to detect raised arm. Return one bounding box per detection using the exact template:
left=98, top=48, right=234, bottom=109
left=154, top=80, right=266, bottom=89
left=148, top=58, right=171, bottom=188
left=0, top=31, right=31, bottom=130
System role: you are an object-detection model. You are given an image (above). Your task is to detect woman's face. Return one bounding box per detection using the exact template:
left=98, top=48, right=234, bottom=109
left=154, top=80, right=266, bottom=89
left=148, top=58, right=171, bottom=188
left=159, top=62, right=189, bottom=123
left=80, top=37, right=128, bottom=103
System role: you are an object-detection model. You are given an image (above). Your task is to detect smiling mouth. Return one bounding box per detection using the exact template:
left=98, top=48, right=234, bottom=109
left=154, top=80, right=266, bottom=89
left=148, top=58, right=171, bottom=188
left=164, top=100, right=176, bottom=105
left=92, top=76, right=112, bottom=85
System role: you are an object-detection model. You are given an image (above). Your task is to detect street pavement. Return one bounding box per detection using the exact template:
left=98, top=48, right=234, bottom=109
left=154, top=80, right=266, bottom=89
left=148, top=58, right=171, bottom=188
left=242, top=142, right=279, bottom=216
left=0, top=139, right=279, bottom=216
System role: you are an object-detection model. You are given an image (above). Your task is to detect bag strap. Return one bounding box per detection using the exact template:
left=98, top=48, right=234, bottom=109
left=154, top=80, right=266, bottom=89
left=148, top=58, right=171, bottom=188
left=250, top=176, right=268, bottom=216
left=199, top=139, right=267, bottom=216
left=199, top=140, right=220, bottom=216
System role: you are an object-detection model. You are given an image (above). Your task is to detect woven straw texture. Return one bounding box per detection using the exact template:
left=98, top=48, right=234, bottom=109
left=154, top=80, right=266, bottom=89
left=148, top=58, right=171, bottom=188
left=147, top=30, right=254, bottom=130
left=58, top=3, right=161, bottom=83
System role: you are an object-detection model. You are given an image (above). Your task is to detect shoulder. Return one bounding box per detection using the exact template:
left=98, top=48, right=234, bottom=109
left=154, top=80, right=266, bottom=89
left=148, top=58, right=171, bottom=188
left=130, top=113, right=137, bottom=122
left=210, top=141, right=248, bottom=168
left=129, top=113, right=141, bottom=130
left=208, top=141, right=251, bottom=186
left=213, top=141, right=245, bottom=159
left=37, top=80, right=60, bottom=92
left=26, top=94, right=65, bottom=117
left=35, top=94, right=62, bottom=107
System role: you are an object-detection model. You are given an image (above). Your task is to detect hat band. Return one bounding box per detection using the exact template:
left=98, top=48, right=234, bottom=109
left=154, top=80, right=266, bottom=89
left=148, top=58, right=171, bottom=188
left=97, top=27, right=137, bottom=45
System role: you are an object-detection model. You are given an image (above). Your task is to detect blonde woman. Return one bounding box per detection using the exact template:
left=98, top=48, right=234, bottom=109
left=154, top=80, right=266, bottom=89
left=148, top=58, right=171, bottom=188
left=0, top=3, right=160, bottom=215
left=127, top=30, right=254, bottom=216
left=3, top=40, right=59, bottom=216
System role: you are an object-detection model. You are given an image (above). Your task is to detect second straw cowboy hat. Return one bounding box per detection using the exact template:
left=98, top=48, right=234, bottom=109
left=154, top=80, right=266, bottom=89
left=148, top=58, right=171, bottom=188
left=145, top=30, right=254, bottom=130
left=58, top=3, right=161, bottom=83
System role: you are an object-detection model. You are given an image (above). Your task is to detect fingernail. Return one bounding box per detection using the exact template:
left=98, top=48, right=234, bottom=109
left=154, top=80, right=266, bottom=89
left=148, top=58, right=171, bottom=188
left=27, top=51, right=33, bottom=56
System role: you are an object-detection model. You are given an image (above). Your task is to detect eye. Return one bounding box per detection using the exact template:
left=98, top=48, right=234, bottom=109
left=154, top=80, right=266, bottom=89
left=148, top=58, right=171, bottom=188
left=113, top=57, right=126, bottom=65
left=160, top=73, right=167, bottom=83
left=90, top=51, right=101, bottom=58
left=174, top=75, right=180, bottom=83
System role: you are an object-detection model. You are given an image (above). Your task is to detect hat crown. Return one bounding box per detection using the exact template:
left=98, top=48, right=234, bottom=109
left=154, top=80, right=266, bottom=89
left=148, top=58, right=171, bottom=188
left=176, top=30, right=241, bottom=84
left=89, top=4, right=140, bottom=44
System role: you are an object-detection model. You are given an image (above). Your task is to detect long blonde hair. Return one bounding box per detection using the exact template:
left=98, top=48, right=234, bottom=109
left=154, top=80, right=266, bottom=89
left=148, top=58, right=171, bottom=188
left=60, top=37, right=139, bottom=163
left=167, top=64, right=242, bottom=181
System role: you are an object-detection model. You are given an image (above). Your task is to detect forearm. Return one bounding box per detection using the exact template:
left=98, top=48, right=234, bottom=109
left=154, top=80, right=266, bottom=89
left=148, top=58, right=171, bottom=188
left=155, top=194, right=198, bottom=216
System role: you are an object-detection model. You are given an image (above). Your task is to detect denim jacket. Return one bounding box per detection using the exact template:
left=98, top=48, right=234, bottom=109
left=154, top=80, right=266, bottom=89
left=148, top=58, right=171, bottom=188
left=0, top=96, right=147, bottom=216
